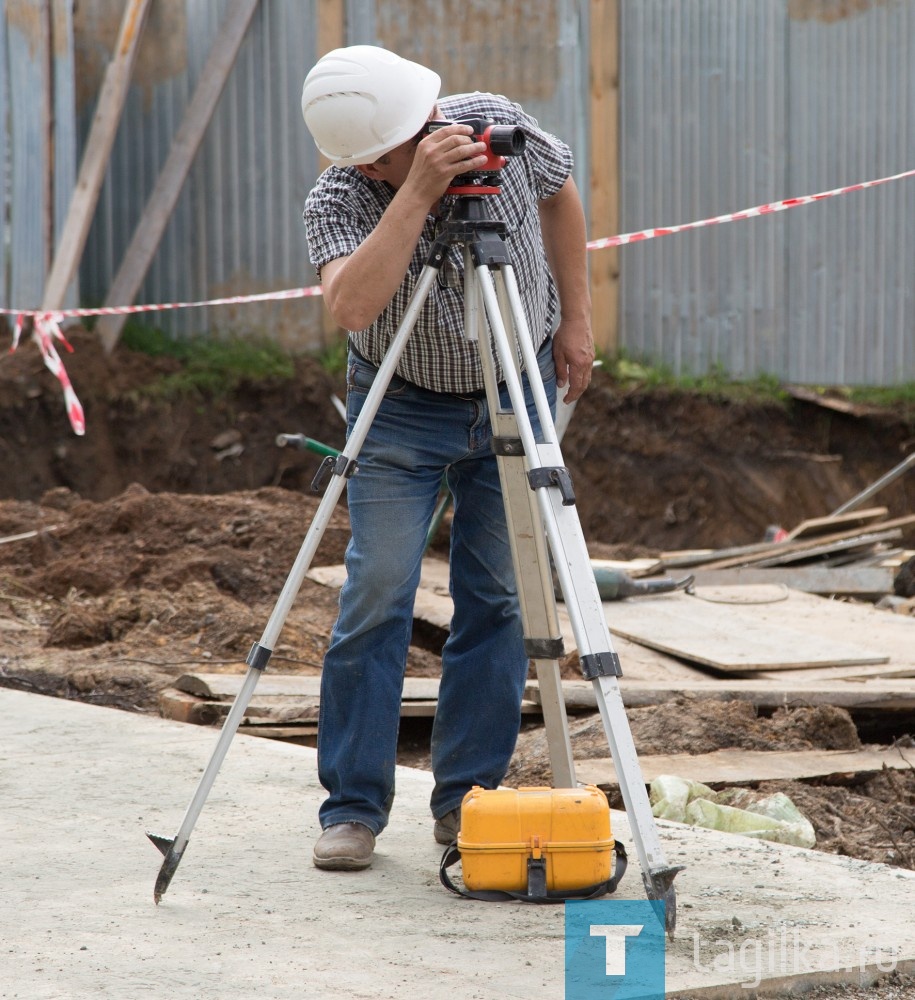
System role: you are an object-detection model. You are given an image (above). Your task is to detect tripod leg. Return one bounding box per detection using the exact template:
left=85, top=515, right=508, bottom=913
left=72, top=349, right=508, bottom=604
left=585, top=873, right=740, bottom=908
left=147, top=265, right=442, bottom=903
left=472, top=260, right=683, bottom=937
left=466, top=260, right=577, bottom=787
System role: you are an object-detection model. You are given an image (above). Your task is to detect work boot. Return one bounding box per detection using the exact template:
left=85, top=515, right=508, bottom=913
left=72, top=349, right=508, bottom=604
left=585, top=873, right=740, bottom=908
left=313, top=822, right=375, bottom=871
left=433, top=807, right=461, bottom=846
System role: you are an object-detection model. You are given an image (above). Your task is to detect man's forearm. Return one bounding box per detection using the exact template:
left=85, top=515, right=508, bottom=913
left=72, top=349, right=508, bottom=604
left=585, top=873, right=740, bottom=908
left=322, top=189, right=431, bottom=332
left=539, top=177, right=595, bottom=402
left=538, top=177, right=592, bottom=321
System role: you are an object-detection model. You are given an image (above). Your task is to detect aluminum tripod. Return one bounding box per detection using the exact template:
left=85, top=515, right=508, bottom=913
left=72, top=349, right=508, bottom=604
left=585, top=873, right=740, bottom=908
left=148, top=189, right=683, bottom=935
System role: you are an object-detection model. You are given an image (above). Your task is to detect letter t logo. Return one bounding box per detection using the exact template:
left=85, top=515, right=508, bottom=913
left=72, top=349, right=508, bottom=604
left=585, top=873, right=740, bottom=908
left=589, top=924, right=644, bottom=976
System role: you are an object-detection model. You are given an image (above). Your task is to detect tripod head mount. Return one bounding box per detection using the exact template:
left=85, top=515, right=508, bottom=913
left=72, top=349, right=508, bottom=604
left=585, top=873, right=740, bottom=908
left=429, top=190, right=511, bottom=268
left=445, top=172, right=505, bottom=196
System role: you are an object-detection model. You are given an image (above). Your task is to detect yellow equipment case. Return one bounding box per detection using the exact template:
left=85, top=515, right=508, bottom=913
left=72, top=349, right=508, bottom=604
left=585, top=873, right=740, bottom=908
left=439, top=785, right=627, bottom=902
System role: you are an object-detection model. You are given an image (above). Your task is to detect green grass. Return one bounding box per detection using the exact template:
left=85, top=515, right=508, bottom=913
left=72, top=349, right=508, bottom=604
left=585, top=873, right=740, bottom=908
left=315, top=335, right=349, bottom=376
left=121, top=322, right=294, bottom=399
left=603, top=351, right=915, bottom=414
left=604, top=353, right=790, bottom=405
left=844, top=383, right=915, bottom=411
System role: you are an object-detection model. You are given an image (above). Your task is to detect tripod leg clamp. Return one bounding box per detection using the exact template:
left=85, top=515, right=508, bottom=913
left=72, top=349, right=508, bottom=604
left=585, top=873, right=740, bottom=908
left=247, top=642, right=273, bottom=671
left=580, top=651, right=623, bottom=679
left=528, top=466, right=576, bottom=506
left=311, top=453, right=359, bottom=493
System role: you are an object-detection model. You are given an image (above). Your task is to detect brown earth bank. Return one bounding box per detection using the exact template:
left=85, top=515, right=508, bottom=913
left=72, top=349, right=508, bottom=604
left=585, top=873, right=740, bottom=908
left=1, top=325, right=914, bottom=889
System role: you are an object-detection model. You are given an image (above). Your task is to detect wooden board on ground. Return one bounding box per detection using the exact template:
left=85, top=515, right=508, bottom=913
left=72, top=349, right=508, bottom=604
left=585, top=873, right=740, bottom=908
left=603, top=591, right=888, bottom=672
left=159, top=687, right=320, bottom=726
left=695, top=516, right=915, bottom=572
left=525, top=677, right=915, bottom=712
left=575, top=746, right=915, bottom=788
left=311, top=559, right=716, bottom=684
left=781, top=507, right=889, bottom=542
left=658, top=514, right=915, bottom=572
left=160, top=672, right=541, bottom=728
left=750, top=661, right=915, bottom=681
left=309, top=562, right=915, bottom=679
left=175, top=672, right=442, bottom=702
left=690, top=565, right=895, bottom=596
left=590, top=557, right=663, bottom=578
left=237, top=724, right=318, bottom=746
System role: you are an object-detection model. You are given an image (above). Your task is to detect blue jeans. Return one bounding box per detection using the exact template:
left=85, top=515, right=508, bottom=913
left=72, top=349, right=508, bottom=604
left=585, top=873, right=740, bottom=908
left=317, top=339, right=557, bottom=834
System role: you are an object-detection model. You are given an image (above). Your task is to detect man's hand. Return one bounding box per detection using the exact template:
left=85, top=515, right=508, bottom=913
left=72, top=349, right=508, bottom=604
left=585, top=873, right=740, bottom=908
left=405, top=124, right=488, bottom=202
left=552, top=316, right=595, bottom=404
left=537, top=177, right=594, bottom=404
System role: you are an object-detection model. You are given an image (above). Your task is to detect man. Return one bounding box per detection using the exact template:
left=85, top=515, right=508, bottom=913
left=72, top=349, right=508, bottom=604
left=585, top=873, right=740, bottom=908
left=301, top=45, right=594, bottom=870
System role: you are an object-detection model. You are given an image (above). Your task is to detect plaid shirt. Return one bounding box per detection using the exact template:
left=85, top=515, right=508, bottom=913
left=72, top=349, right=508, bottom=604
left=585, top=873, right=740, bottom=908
left=304, top=93, right=573, bottom=394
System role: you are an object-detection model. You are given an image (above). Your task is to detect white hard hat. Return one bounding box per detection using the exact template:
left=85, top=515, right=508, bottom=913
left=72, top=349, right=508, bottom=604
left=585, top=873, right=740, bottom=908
left=302, top=45, right=441, bottom=165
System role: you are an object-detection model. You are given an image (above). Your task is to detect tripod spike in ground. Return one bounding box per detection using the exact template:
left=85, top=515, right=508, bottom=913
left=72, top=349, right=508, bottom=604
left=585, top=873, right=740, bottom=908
left=643, top=865, right=685, bottom=940
left=147, top=832, right=184, bottom=904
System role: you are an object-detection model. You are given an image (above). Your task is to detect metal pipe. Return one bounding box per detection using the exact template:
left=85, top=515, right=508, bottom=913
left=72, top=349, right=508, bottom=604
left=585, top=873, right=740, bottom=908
left=830, top=452, right=915, bottom=515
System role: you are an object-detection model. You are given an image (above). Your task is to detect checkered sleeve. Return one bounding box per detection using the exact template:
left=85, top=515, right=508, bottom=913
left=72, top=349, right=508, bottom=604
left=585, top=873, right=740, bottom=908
left=303, top=169, right=373, bottom=278
left=503, top=99, right=575, bottom=200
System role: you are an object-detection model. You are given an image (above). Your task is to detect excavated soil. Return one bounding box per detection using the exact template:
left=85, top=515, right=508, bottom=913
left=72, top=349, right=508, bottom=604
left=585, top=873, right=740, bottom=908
left=1, top=325, right=915, bottom=881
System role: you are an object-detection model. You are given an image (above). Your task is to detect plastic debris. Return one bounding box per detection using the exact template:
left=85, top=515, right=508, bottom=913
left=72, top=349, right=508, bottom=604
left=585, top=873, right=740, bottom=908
left=650, top=775, right=816, bottom=849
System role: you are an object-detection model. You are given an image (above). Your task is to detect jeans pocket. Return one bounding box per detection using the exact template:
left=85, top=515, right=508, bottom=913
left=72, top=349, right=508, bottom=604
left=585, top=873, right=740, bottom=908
left=536, top=338, right=557, bottom=387
left=347, top=354, right=409, bottom=396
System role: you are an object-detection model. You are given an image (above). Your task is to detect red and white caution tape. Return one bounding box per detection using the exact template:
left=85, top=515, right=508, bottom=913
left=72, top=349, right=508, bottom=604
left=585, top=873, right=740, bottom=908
left=2, top=288, right=323, bottom=437
left=0, top=283, right=323, bottom=323
left=2, top=165, right=912, bottom=436
left=586, top=165, right=915, bottom=250
left=9, top=312, right=86, bottom=436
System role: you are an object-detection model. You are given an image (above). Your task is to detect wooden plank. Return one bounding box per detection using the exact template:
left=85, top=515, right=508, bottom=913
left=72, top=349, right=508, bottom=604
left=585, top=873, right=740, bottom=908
left=752, top=662, right=915, bottom=682
left=238, top=724, right=318, bottom=745
left=576, top=746, right=915, bottom=788
left=699, top=515, right=915, bottom=572
left=785, top=385, right=883, bottom=417
left=159, top=687, right=320, bottom=724
left=782, top=507, right=889, bottom=542
left=604, top=594, right=888, bottom=672
left=659, top=514, right=915, bottom=571
left=175, top=672, right=442, bottom=701
left=166, top=672, right=542, bottom=724
left=158, top=689, right=225, bottom=726
left=311, top=563, right=915, bottom=679
left=97, top=0, right=261, bottom=353
left=690, top=565, right=895, bottom=596
left=525, top=677, right=915, bottom=712
left=588, top=0, right=620, bottom=355
left=750, top=530, right=900, bottom=568
left=590, top=557, right=663, bottom=579
left=41, top=0, right=152, bottom=309
left=315, top=0, right=345, bottom=346
left=240, top=723, right=318, bottom=734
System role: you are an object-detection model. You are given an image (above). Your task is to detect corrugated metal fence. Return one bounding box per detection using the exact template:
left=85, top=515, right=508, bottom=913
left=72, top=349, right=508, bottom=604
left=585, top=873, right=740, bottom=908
left=2, top=0, right=913, bottom=383
left=619, top=0, right=915, bottom=385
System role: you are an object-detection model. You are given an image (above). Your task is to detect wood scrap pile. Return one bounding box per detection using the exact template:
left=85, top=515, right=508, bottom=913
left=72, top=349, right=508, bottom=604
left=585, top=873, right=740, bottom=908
left=652, top=505, right=915, bottom=599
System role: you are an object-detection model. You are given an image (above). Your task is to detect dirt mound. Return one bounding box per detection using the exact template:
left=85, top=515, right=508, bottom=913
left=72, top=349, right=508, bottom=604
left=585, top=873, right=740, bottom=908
left=506, top=699, right=863, bottom=787
left=4, top=483, right=349, bottom=603
left=3, top=325, right=914, bottom=551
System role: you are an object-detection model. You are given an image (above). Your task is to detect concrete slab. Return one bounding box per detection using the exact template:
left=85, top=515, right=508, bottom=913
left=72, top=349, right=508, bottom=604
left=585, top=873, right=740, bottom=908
left=2, top=687, right=914, bottom=999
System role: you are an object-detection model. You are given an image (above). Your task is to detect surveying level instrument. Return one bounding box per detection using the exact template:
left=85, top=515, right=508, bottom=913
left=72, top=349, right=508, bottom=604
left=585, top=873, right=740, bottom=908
left=148, top=172, right=684, bottom=937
